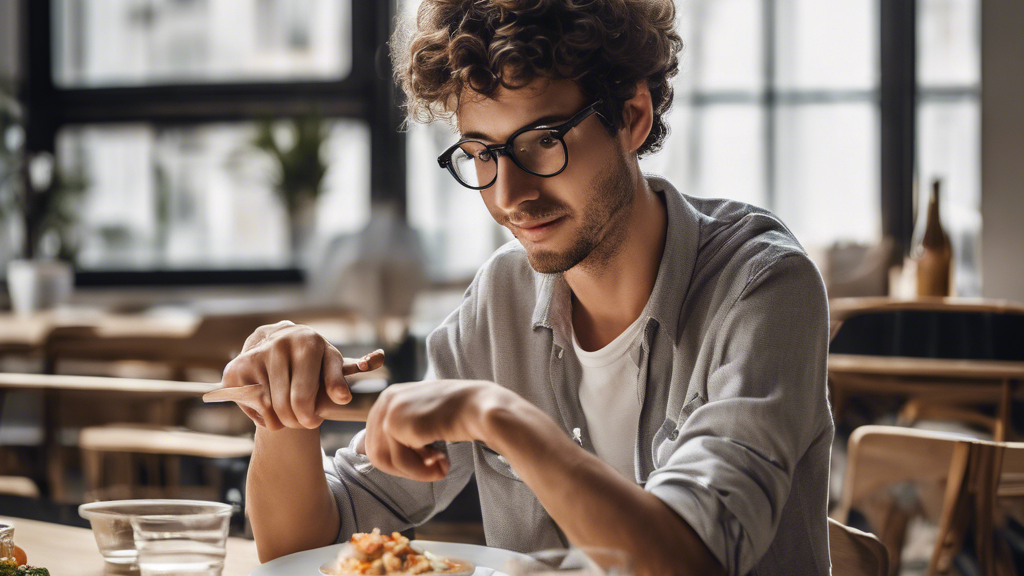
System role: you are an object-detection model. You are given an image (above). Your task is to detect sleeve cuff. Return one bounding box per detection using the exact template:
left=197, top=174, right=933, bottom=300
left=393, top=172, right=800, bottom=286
left=646, top=479, right=735, bottom=575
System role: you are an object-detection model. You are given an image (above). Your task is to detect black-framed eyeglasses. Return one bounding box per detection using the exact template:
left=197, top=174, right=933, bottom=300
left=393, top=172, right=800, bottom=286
left=437, top=101, right=604, bottom=190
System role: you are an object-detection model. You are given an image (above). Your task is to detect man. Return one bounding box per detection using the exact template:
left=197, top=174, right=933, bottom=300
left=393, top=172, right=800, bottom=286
left=222, top=1, right=834, bottom=575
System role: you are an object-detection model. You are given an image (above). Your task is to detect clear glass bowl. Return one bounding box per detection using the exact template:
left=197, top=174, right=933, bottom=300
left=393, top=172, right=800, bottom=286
left=78, top=500, right=232, bottom=574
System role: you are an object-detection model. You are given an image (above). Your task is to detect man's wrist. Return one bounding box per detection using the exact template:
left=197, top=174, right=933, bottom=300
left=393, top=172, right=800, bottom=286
left=466, top=384, right=522, bottom=449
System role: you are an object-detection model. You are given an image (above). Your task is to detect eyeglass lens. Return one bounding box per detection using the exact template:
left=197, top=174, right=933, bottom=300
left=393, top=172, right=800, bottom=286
left=450, top=129, right=567, bottom=188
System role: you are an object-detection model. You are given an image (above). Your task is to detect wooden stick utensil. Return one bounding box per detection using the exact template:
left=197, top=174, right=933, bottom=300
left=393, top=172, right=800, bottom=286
left=202, top=349, right=386, bottom=422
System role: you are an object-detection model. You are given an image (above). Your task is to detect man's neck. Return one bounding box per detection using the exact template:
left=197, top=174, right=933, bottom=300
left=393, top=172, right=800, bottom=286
left=566, top=177, right=667, bottom=352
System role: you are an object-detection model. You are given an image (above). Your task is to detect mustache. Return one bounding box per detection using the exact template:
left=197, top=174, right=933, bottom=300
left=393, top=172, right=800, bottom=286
left=498, top=202, right=569, bottom=228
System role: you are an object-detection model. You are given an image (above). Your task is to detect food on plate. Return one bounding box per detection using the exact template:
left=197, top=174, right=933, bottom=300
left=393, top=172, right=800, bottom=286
left=322, top=529, right=461, bottom=575
left=0, top=561, right=50, bottom=576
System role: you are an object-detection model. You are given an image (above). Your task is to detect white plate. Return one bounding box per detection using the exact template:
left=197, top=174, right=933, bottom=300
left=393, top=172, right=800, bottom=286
left=251, top=540, right=530, bottom=576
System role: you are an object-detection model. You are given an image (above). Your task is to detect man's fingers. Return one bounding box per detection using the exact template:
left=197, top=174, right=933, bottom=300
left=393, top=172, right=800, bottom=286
left=416, top=446, right=449, bottom=478
left=341, top=349, right=386, bottom=376
left=323, top=346, right=352, bottom=405
left=388, top=437, right=444, bottom=482
left=290, top=340, right=324, bottom=429
left=267, top=344, right=301, bottom=429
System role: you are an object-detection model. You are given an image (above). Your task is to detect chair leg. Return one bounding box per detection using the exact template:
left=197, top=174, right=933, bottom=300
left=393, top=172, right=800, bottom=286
left=876, top=501, right=912, bottom=576
left=82, top=449, right=103, bottom=500
left=167, top=456, right=181, bottom=499
left=927, top=444, right=973, bottom=576
left=46, top=444, right=66, bottom=503
left=973, top=445, right=1001, bottom=576
left=997, top=379, right=1012, bottom=442
left=114, top=452, right=134, bottom=499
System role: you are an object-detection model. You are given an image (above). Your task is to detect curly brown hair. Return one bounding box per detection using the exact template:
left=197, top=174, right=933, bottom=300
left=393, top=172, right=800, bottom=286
left=391, top=0, right=683, bottom=157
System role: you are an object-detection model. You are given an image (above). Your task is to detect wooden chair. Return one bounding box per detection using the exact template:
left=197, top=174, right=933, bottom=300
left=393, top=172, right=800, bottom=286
left=79, top=423, right=253, bottom=501
left=828, top=517, right=889, bottom=576
left=828, top=297, right=1024, bottom=441
left=834, top=425, right=1024, bottom=575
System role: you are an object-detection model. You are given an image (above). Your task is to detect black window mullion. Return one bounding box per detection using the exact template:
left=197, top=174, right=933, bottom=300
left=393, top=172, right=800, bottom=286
left=47, top=83, right=371, bottom=126
left=880, top=0, right=917, bottom=257
left=369, top=0, right=406, bottom=216
left=763, top=0, right=776, bottom=211
left=21, top=0, right=57, bottom=155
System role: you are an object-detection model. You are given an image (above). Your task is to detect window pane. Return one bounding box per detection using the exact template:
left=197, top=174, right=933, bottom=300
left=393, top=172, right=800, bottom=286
left=406, top=123, right=511, bottom=280
left=55, top=120, right=370, bottom=270
left=917, top=97, right=981, bottom=296
left=774, top=0, right=877, bottom=91
left=639, top=102, right=693, bottom=188
left=644, top=102, right=766, bottom=208
left=693, top=104, right=766, bottom=207
left=53, top=0, right=351, bottom=87
left=677, top=0, right=764, bottom=93
left=774, top=103, right=880, bottom=248
left=918, top=0, right=980, bottom=88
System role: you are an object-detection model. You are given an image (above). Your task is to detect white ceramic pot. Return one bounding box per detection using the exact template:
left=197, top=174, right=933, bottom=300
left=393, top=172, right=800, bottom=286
left=5, top=259, right=74, bottom=315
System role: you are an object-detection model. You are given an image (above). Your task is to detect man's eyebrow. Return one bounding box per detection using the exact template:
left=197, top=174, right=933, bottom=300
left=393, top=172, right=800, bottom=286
left=460, top=113, right=574, bottom=142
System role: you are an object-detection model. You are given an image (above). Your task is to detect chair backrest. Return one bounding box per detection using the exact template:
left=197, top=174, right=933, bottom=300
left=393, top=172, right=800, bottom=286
left=828, top=297, right=1024, bottom=359
left=828, top=518, right=889, bottom=576
left=837, top=425, right=967, bottom=517
left=837, top=425, right=1024, bottom=575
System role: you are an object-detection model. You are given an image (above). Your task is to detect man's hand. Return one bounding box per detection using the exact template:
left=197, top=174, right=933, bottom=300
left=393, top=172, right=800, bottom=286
left=363, top=380, right=513, bottom=482
left=221, top=320, right=377, bottom=431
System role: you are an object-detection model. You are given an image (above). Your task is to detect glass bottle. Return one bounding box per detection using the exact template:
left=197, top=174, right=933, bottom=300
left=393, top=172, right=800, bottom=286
left=915, top=179, right=953, bottom=297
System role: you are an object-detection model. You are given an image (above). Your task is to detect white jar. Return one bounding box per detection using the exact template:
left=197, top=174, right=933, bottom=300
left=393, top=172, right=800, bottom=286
left=5, top=258, right=74, bottom=315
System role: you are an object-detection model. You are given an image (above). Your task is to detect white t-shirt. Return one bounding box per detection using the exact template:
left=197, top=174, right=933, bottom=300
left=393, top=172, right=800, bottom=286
left=572, top=314, right=645, bottom=481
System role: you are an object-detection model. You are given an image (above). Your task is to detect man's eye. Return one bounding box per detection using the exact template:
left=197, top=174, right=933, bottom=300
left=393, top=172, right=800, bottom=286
left=539, top=136, right=558, bottom=149
left=477, top=150, right=494, bottom=162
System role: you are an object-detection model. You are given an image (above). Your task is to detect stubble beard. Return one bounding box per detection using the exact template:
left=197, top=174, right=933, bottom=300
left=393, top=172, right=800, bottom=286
left=523, top=151, right=636, bottom=275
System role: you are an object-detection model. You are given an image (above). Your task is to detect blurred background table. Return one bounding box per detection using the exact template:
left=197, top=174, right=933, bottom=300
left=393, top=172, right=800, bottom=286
left=0, top=515, right=260, bottom=576
left=0, top=374, right=223, bottom=502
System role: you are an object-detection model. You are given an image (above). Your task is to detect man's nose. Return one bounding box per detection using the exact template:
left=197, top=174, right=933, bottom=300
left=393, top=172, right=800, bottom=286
left=490, top=154, right=540, bottom=212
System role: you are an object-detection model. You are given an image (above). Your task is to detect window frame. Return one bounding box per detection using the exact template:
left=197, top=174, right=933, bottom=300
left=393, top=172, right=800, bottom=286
left=678, top=0, right=913, bottom=257
left=18, top=0, right=404, bottom=286
left=17, top=0, right=939, bottom=286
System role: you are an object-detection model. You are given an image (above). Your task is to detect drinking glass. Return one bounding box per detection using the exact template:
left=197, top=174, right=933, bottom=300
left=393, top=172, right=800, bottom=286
left=130, top=505, right=232, bottom=576
left=0, top=524, right=14, bottom=562
left=506, top=547, right=633, bottom=576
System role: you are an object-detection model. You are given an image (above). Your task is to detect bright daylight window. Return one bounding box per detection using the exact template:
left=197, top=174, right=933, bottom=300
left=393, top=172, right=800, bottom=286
left=406, top=0, right=980, bottom=292
left=57, top=121, right=370, bottom=271
left=916, top=0, right=981, bottom=296
left=640, top=0, right=881, bottom=249
left=52, top=0, right=352, bottom=87
left=38, top=0, right=374, bottom=275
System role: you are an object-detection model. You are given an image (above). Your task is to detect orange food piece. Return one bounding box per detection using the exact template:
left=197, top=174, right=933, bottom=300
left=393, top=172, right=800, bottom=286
left=13, top=545, right=27, bottom=565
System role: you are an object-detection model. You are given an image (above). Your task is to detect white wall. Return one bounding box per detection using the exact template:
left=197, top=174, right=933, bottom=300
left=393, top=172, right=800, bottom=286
left=0, top=0, right=18, bottom=81
left=981, top=1, right=1024, bottom=302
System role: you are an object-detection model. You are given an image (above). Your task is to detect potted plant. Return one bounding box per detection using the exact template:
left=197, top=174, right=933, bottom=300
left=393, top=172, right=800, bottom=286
left=237, top=116, right=329, bottom=264
left=1, top=84, right=86, bottom=314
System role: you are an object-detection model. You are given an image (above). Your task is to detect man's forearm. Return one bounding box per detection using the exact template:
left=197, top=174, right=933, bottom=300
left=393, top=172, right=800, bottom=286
left=247, top=427, right=340, bottom=562
left=480, top=398, right=725, bottom=576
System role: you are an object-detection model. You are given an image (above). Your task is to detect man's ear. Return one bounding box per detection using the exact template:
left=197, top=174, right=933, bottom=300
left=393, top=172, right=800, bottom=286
left=618, top=80, right=654, bottom=154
